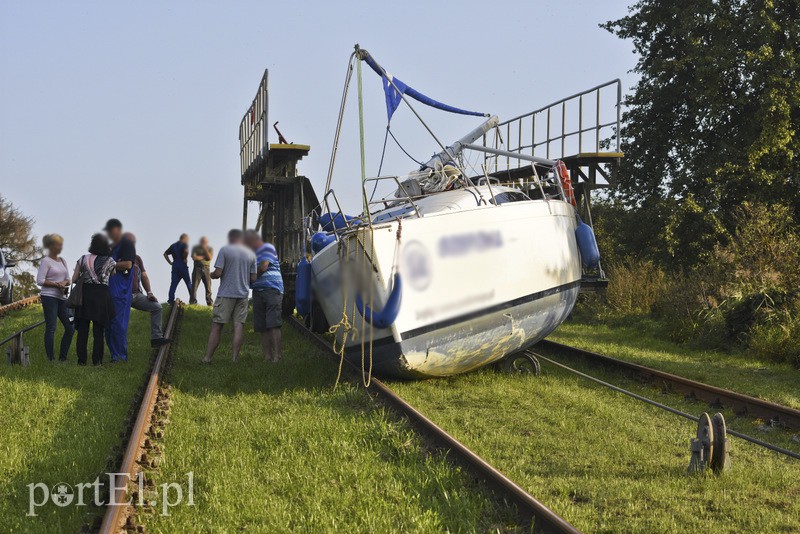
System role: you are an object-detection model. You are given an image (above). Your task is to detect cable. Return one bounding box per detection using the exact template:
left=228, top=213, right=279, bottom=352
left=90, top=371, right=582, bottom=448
left=369, top=126, right=390, bottom=202
left=531, top=351, right=800, bottom=461
left=387, top=128, right=424, bottom=167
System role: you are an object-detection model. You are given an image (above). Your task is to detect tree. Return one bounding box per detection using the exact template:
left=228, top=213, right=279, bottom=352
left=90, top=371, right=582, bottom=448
left=603, top=0, right=800, bottom=267
left=0, top=194, right=41, bottom=265
left=0, top=195, right=43, bottom=301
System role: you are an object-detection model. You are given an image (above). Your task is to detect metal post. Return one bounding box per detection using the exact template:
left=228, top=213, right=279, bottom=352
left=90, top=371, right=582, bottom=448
left=242, top=196, right=248, bottom=231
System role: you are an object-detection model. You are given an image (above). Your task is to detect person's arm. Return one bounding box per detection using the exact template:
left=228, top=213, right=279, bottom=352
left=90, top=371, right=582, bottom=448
left=257, top=260, right=270, bottom=275
left=37, top=262, right=65, bottom=288
left=211, top=248, right=224, bottom=279
left=163, top=247, right=173, bottom=266
left=141, top=271, right=158, bottom=301
left=71, top=259, right=81, bottom=283
left=114, top=240, right=134, bottom=271
left=249, top=256, right=257, bottom=284
left=182, top=245, right=189, bottom=262
left=191, top=248, right=203, bottom=262
left=205, top=247, right=213, bottom=262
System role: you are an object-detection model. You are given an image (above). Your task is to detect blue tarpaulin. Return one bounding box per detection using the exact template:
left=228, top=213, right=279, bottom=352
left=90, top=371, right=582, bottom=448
left=361, top=51, right=486, bottom=122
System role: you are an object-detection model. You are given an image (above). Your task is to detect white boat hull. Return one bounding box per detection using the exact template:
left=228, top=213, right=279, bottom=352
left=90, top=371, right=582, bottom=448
left=310, top=194, right=582, bottom=378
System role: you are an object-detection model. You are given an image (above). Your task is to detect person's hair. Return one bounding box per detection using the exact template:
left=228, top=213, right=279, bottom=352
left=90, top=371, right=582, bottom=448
left=244, top=229, right=262, bottom=242
left=88, top=233, right=112, bottom=256
left=180, top=233, right=188, bottom=240
left=228, top=229, right=243, bottom=242
left=42, top=234, right=63, bottom=249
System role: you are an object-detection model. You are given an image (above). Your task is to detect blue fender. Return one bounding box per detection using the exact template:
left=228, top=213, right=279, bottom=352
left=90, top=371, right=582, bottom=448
left=575, top=222, right=601, bottom=268
left=356, top=273, right=403, bottom=329
left=319, top=212, right=359, bottom=232
left=310, top=232, right=336, bottom=254
left=295, top=257, right=312, bottom=317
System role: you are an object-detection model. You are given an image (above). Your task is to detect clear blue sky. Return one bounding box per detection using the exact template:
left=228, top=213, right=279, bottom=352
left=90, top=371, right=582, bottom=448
left=1, top=0, right=637, bottom=299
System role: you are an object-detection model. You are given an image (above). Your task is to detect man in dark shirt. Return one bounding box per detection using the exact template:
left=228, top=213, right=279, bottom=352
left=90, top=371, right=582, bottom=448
left=105, top=218, right=135, bottom=362
left=190, top=236, right=214, bottom=306
left=164, top=233, right=191, bottom=305
left=125, top=233, right=170, bottom=348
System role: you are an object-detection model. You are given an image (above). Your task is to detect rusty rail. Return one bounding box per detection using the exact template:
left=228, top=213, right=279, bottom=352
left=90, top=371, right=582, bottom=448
left=288, top=317, right=580, bottom=534
left=100, top=300, right=182, bottom=534
left=0, top=295, right=41, bottom=317
left=537, top=339, right=800, bottom=430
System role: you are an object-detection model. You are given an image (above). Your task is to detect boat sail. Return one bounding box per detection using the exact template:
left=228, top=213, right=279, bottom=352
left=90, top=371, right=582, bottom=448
left=297, top=46, right=601, bottom=379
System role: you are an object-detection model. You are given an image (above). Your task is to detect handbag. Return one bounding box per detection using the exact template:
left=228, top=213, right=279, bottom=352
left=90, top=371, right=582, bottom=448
left=66, top=257, right=85, bottom=309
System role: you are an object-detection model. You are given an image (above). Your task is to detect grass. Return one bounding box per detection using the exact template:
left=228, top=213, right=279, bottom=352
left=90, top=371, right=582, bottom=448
left=0, top=303, right=159, bottom=532
left=548, top=317, right=800, bottom=410
left=141, top=306, right=518, bottom=533
left=390, top=345, right=800, bottom=533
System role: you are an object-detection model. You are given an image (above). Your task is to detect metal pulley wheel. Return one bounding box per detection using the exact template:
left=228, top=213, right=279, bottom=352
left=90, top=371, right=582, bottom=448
left=688, top=412, right=731, bottom=474
left=505, top=352, right=541, bottom=376
left=710, top=412, right=731, bottom=473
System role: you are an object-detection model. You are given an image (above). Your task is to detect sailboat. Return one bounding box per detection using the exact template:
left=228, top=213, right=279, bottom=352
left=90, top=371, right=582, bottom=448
left=296, top=46, right=605, bottom=379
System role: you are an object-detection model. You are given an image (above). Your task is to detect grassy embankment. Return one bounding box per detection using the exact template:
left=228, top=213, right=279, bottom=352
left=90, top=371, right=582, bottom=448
left=548, top=317, right=800, bottom=410
left=141, top=306, right=518, bottom=533
left=391, top=333, right=800, bottom=533
left=0, top=304, right=158, bottom=532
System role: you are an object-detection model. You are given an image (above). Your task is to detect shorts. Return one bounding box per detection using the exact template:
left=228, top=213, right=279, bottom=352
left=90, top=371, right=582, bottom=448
left=212, top=296, right=249, bottom=324
left=253, top=288, right=283, bottom=332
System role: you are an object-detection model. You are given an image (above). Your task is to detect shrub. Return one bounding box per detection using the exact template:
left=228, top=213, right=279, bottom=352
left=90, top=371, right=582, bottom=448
left=603, top=258, right=668, bottom=317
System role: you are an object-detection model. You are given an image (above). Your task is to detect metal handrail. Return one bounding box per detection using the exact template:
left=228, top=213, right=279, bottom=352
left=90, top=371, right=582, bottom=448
left=482, top=79, right=622, bottom=169
left=0, top=320, right=45, bottom=348
left=364, top=176, right=423, bottom=219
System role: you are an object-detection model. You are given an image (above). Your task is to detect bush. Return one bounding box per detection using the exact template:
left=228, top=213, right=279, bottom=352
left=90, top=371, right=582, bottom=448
left=603, top=258, right=668, bottom=317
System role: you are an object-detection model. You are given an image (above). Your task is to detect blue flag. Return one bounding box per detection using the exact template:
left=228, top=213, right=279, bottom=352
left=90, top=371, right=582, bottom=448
left=382, top=74, right=407, bottom=122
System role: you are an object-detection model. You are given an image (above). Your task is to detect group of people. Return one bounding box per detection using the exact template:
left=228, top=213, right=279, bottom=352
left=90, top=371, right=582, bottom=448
left=36, top=220, right=284, bottom=366
left=36, top=219, right=169, bottom=365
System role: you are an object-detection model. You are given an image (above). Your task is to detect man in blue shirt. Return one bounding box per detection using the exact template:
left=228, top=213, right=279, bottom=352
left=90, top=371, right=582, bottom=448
left=245, top=230, right=284, bottom=363
left=163, top=233, right=191, bottom=305
left=104, top=218, right=135, bottom=363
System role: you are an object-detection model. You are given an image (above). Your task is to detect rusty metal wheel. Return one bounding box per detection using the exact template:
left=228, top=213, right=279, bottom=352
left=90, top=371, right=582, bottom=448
left=505, top=352, right=541, bottom=376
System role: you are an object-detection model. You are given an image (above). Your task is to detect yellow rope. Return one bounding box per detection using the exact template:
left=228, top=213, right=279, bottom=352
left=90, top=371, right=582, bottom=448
left=329, top=236, right=355, bottom=388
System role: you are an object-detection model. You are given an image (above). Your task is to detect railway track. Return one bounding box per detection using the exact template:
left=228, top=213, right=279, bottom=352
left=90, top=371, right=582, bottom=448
left=288, top=317, right=579, bottom=534
left=0, top=295, right=41, bottom=317
left=536, top=339, right=800, bottom=430
left=100, top=300, right=183, bottom=534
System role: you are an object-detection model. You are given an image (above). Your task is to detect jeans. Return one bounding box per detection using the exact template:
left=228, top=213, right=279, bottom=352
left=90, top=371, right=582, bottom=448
left=131, top=292, right=164, bottom=339
left=41, top=296, right=74, bottom=361
left=191, top=264, right=212, bottom=305
left=169, top=267, right=192, bottom=304
left=107, top=275, right=132, bottom=362
left=76, top=318, right=105, bottom=365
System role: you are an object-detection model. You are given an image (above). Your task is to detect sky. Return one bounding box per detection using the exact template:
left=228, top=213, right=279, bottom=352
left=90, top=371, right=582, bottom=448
left=0, top=0, right=638, bottom=300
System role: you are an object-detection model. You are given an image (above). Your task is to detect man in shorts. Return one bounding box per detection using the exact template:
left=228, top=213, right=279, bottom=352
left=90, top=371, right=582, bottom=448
left=245, top=230, right=284, bottom=363
left=201, top=229, right=256, bottom=363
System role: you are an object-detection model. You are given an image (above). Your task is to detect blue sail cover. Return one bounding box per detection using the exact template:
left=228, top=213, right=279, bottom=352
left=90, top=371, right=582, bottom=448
left=361, top=52, right=486, bottom=122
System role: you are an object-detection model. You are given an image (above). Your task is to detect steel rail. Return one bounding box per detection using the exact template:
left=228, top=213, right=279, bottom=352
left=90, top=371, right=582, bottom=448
left=536, top=339, right=800, bottom=430
left=100, top=301, right=182, bottom=534
left=0, top=295, right=41, bottom=316
left=531, top=351, right=800, bottom=461
left=288, top=317, right=580, bottom=534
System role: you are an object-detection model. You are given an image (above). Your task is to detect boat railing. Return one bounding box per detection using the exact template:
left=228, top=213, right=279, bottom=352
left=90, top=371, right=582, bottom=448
left=364, top=176, right=424, bottom=219
left=480, top=79, right=621, bottom=172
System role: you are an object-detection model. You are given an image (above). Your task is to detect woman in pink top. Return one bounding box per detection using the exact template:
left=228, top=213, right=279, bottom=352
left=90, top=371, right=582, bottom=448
left=36, top=234, right=74, bottom=362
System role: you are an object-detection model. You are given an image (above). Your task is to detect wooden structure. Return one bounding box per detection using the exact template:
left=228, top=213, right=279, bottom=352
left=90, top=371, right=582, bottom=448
left=239, top=70, right=320, bottom=312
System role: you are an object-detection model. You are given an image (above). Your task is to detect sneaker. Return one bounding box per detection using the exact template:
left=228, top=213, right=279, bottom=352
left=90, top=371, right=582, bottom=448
left=151, top=338, right=172, bottom=348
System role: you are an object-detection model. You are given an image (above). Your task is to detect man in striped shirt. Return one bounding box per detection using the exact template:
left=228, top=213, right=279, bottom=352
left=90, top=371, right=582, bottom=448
left=245, top=230, right=284, bottom=363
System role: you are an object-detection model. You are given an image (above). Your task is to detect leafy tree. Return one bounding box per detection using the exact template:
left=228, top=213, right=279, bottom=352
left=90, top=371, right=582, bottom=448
left=0, top=194, right=41, bottom=265
left=0, top=195, right=43, bottom=301
left=603, top=0, right=800, bottom=267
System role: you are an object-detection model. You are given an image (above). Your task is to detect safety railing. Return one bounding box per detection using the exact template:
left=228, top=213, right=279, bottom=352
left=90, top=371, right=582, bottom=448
left=239, top=69, right=270, bottom=179
left=1, top=320, right=45, bottom=365
left=481, top=80, right=621, bottom=172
